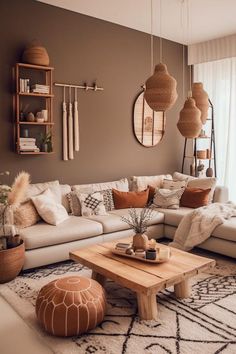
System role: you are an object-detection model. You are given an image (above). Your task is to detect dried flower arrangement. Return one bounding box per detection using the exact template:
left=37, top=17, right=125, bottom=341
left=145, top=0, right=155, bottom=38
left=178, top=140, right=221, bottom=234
left=121, top=207, right=154, bottom=234
left=0, top=171, right=30, bottom=250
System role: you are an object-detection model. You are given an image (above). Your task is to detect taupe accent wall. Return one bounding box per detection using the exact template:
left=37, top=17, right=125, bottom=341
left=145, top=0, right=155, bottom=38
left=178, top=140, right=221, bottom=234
left=0, top=0, right=188, bottom=185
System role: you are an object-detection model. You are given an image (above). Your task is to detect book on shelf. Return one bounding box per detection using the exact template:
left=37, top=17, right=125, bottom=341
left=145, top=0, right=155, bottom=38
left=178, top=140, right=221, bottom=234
left=19, top=79, right=30, bottom=93
left=19, top=137, right=36, bottom=143
left=31, top=84, right=49, bottom=94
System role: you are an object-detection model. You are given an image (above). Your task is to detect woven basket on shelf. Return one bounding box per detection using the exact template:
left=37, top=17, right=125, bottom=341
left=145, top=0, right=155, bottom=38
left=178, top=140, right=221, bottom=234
left=177, top=97, right=202, bottom=138
left=196, top=150, right=207, bottom=159
left=144, top=63, right=178, bottom=112
left=0, top=241, right=25, bottom=283
left=22, top=42, right=49, bottom=66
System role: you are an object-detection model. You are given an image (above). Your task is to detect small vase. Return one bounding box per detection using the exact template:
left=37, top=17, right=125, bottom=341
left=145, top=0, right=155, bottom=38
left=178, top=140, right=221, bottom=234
left=41, top=143, right=48, bottom=152
left=132, top=233, right=149, bottom=251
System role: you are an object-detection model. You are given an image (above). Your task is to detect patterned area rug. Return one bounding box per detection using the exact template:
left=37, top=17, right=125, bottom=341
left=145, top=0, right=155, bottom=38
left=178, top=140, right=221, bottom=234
left=0, top=255, right=236, bottom=354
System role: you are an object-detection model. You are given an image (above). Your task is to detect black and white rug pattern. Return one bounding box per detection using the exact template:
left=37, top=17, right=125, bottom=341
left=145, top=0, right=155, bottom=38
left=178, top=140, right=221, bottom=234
left=1, top=257, right=236, bottom=354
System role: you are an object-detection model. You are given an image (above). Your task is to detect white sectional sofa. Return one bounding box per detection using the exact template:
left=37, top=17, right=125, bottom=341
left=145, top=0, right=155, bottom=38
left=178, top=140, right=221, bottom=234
left=20, top=178, right=234, bottom=270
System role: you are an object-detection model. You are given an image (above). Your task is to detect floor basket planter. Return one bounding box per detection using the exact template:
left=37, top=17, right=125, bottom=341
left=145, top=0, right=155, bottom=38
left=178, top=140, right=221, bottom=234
left=0, top=240, right=25, bottom=283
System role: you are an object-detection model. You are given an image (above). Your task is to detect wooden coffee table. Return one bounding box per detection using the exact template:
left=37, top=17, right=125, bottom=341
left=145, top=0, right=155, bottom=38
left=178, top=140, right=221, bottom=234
left=70, top=237, right=215, bottom=320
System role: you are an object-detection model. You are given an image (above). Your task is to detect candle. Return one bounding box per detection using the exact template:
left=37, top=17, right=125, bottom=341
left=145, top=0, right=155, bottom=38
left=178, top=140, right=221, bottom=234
left=158, top=248, right=170, bottom=260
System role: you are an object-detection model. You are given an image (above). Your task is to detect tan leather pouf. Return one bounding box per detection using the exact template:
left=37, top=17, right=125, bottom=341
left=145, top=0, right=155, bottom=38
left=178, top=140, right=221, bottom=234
left=36, top=276, right=106, bottom=336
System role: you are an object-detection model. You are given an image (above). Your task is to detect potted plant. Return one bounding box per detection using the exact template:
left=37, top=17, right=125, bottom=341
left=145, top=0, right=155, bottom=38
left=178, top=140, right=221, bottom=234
left=39, top=131, right=52, bottom=152
left=121, top=208, right=154, bottom=251
left=0, top=171, right=30, bottom=283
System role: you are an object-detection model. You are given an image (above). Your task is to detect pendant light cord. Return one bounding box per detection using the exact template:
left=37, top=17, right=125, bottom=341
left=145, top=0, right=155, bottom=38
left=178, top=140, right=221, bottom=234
left=187, top=0, right=192, bottom=96
left=150, top=0, right=154, bottom=74
left=159, top=0, right=162, bottom=63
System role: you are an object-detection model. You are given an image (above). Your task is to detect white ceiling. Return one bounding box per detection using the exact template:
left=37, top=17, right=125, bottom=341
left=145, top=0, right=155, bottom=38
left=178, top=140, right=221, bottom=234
left=37, top=0, right=236, bottom=45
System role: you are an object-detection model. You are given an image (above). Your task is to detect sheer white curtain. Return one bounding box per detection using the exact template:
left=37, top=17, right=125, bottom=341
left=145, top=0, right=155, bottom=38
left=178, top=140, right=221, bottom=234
left=194, top=58, right=236, bottom=202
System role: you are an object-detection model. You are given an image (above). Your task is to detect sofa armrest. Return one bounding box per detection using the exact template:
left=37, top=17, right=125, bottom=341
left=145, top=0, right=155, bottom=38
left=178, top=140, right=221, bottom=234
left=213, top=186, right=229, bottom=203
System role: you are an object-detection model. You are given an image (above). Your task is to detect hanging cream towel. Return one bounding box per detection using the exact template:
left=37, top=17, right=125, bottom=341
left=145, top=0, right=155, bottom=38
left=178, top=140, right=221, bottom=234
left=74, top=100, right=79, bottom=151
left=62, top=101, right=68, bottom=161
left=68, top=102, right=74, bottom=160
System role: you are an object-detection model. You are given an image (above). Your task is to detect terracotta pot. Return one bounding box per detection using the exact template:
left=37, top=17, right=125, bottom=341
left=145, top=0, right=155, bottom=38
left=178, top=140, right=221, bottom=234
left=0, top=241, right=25, bottom=283
left=22, top=43, right=50, bottom=66
left=132, top=233, right=149, bottom=251
left=144, top=63, right=178, bottom=112
left=177, top=97, right=202, bottom=138
left=192, top=82, right=209, bottom=124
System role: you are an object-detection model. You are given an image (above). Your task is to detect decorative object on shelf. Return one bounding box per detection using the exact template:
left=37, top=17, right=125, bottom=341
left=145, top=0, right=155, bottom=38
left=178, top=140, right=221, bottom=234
left=0, top=171, right=29, bottom=283
left=133, top=89, right=166, bottom=147
left=177, top=97, right=202, bottom=138
left=26, top=112, right=35, bottom=122
left=206, top=167, right=213, bottom=177
left=206, top=148, right=212, bottom=159
left=192, top=82, right=209, bottom=124
left=41, top=109, right=48, bottom=121
left=121, top=208, right=153, bottom=251
left=39, top=131, right=52, bottom=153
left=22, top=40, right=50, bottom=66
left=144, top=0, right=177, bottom=112
left=196, top=150, right=207, bottom=159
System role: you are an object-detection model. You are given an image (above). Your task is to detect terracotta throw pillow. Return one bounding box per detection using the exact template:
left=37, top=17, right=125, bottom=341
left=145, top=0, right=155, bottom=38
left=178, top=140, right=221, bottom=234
left=112, top=189, right=149, bottom=209
left=180, top=187, right=211, bottom=208
left=14, top=200, right=41, bottom=228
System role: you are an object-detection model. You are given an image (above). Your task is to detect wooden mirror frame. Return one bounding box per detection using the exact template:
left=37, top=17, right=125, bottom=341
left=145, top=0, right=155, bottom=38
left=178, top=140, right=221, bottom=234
left=133, top=90, right=166, bottom=147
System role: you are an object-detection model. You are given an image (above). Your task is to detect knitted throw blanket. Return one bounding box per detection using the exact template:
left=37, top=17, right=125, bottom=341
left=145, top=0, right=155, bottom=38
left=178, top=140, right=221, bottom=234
left=169, top=202, right=236, bottom=251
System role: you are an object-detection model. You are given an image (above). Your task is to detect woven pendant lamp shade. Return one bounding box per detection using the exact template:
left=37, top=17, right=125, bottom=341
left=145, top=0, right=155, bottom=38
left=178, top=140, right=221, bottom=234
left=144, top=63, right=178, bottom=112
left=177, top=97, right=202, bottom=138
left=192, top=82, right=209, bottom=124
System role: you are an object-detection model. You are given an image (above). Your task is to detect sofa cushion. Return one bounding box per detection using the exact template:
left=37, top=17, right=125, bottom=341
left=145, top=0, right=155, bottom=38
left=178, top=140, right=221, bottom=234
left=212, top=217, right=236, bottom=242
left=157, top=207, right=193, bottom=227
left=72, top=178, right=129, bottom=194
left=88, top=208, right=164, bottom=234
left=20, top=216, right=103, bottom=250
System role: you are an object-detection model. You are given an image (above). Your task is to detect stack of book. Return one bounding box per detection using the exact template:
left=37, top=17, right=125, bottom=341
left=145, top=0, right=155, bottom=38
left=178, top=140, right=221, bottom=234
left=31, top=84, right=50, bottom=94
left=115, top=243, right=131, bottom=253
left=19, top=138, right=39, bottom=152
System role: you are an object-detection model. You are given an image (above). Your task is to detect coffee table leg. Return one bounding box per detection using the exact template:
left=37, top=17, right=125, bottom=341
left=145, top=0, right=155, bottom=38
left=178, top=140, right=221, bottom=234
left=174, top=279, right=191, bottom=298
left=137, top=293, right=158, bottom=321
left=91, top=271, right=106, bottom=287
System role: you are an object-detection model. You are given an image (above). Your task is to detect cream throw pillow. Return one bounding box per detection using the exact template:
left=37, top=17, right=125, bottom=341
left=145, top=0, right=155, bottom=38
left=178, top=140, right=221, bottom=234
left=131, top=174, right=172, bottom=192
left=153, top=188, right=185, bottom=209
left=31, top=189, right=69, bottom=226
left=162, top=179, right=187, bottom=190
left=25, top=180, right=62, bottom=204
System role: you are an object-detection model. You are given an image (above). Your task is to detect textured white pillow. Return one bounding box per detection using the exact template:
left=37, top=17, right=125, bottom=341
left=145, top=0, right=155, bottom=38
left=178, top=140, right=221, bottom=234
left=78, top=192, right=107, bottom=217
left=131, top=174, right=172, bottom=192
left=31, top=189, right=69, bottom=226
left=163, top=179, right=187, bottom=190
left=153, top=188, right=185, bottom=209
left=25, top=180, right=62, bottom=204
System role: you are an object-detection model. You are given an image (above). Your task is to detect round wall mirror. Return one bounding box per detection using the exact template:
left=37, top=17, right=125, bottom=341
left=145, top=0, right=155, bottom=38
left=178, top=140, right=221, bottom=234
left=133, top=90, right=166, bottom=147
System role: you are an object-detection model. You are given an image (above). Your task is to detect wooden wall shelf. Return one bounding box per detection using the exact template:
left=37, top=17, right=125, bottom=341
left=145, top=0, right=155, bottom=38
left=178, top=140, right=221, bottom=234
left=13, top=63, right=54, bottom=155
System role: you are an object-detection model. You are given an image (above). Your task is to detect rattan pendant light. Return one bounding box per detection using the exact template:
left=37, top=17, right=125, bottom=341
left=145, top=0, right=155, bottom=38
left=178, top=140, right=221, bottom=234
left=192, top=82, right=209, bottom=124
left=144, top=0, right=178, bottom=112
left=177, top=0, right=202, bottom=138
